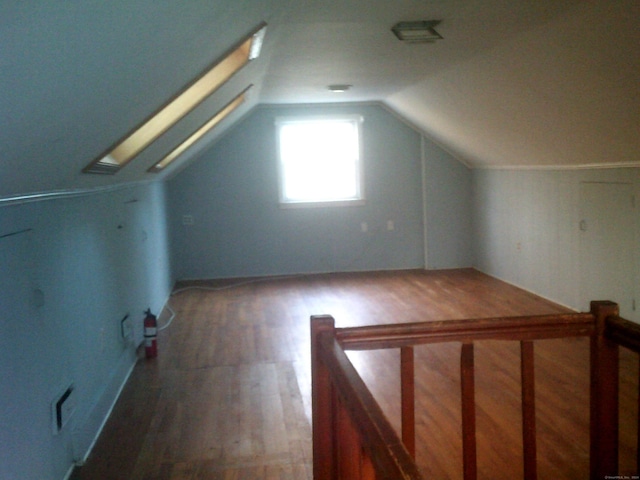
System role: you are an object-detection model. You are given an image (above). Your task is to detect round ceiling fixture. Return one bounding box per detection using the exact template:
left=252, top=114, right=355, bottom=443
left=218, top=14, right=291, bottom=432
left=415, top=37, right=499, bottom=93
left=328, top=84, right=352, bottom=93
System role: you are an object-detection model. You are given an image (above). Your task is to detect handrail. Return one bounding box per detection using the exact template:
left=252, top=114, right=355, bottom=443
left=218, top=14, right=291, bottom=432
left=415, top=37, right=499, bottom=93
left=312, top=315, right=423, bottom=479
left=322, top=329, right=423, bottom=478
left=606, top=314, right=640, bottom=353
left=335, top=313, right=595, bottom=350
left=604, top=313, right=640, bottom=476
left=311, top=301, right=638, bottom=480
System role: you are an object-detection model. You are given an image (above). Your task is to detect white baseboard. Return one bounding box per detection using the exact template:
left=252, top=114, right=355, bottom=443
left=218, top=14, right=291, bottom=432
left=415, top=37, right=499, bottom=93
left=71, top=348, right=138, bottom=465
left=474, top=268, right=578, bottom=312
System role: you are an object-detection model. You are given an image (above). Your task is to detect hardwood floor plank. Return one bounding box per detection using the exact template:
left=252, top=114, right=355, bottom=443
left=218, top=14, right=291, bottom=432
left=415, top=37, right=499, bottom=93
left=71, top=269, right=638, bottom=479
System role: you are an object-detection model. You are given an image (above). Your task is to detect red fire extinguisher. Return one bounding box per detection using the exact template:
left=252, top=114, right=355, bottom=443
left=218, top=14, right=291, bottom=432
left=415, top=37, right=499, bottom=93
left=144, top=309, right=158, bottom=358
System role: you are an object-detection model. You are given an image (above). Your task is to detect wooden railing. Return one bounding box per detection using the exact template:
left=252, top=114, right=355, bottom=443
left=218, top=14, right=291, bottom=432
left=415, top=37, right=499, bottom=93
left=592, top=303, right=640, bottom=478
left=311, top=301, right=640, bottom=479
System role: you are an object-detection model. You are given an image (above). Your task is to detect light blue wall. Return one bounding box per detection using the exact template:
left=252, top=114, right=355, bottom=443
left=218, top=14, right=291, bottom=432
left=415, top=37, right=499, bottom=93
left=423, top=136, right=473, bottom=269
left=472, top=168, right=640, bottom=319
left=0, top=182, right=172, bottom=480
left=168, top=104, right=419, bottom=278
left=168, top=103, right=473, bottom=279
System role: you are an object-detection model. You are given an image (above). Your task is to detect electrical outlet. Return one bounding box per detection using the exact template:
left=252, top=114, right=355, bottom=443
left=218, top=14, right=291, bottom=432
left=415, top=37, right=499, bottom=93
left=361, top=222, right=368, bottom=233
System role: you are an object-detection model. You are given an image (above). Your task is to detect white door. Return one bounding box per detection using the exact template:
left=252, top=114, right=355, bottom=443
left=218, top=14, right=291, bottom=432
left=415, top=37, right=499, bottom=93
left=578, top=182, right=637, bottom=321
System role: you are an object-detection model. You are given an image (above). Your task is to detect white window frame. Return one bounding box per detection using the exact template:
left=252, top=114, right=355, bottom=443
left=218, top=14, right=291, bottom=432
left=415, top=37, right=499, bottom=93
left=275, top=114, right=365, bottom=208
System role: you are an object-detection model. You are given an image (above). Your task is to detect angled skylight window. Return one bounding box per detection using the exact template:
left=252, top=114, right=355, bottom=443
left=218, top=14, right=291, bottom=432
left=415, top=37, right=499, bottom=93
left=148, top=86, right=251, bottom=173
left=84, top=22, right=266, bottom=174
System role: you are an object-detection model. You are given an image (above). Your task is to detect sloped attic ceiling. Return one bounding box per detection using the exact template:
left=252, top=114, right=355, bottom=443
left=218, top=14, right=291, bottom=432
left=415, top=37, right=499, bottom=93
left=1, top=0, right=638, bottom=201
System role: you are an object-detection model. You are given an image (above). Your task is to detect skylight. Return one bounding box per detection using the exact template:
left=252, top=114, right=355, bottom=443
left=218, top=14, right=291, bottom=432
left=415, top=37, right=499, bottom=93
left=148, top=86, right=251, bottom=172
left=84, top=23, right=266, bottom=174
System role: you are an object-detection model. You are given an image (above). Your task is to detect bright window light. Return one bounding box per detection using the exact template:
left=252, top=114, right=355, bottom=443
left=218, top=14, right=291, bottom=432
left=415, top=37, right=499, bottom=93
left=276, top=115, right=364, bottom=207
left=148, top=86, right=251, bottom=172
left=84, top=22, right=266, bottom=174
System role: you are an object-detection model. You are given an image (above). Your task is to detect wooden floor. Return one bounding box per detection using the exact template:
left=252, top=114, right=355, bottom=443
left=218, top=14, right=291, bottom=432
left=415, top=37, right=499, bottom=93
left=71, top=269, right=639, bottom=479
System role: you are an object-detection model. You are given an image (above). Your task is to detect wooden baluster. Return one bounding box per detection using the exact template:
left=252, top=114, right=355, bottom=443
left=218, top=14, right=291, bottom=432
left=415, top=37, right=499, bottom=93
left=590, top=301, right=620, bottom=480
left=337, top=396, right=362, bottom=479
left=311, top=315, right=337, bottom=479
left=461, top=342, right=477, bottom=480
left=401, top=346, right=416, bottom=458
left=637, top=355, right=640, bottom=476
left=521, top=340, right=537, bottom=480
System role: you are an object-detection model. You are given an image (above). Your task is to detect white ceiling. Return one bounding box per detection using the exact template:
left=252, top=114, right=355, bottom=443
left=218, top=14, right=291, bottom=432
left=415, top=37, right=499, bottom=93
left=1, top=0, right=638, bottom=200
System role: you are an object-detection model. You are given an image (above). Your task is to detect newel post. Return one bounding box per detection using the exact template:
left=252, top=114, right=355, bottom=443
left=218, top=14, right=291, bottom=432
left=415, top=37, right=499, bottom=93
left=590, top=300, right=619, bottom=480
left=311, top=315, right=337, bottom=479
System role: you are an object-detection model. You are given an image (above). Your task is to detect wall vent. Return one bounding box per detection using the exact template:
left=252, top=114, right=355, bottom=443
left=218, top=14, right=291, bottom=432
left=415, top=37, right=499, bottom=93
left=51, top=384, right=76, bottom=434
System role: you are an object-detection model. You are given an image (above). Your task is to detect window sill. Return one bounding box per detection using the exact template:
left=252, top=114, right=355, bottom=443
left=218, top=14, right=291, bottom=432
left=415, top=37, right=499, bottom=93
left=279, top=199, right=366, bottom=209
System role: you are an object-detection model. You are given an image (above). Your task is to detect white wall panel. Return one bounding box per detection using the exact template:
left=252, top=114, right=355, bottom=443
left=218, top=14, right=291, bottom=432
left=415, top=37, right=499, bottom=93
left=473, top=168, right=639, bottom=321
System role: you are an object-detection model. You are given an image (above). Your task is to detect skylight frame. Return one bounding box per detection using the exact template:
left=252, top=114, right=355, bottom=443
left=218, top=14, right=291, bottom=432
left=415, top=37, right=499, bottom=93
left=83, top=22, right=267, bottom=174
left=148, top=86, right=252, bottom=173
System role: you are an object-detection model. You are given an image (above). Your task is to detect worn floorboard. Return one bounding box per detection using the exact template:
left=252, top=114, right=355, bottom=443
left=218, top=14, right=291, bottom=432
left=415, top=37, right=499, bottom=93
left=71, top=269, right=638, bottom=479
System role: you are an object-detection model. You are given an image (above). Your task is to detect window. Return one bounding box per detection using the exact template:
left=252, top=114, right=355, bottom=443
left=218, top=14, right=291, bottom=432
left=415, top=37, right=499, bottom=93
left=276, top=115, right=364, bottom=207
left=148, top=86, right=251, bottom=172
left=84, top=22, right=266, bottom=174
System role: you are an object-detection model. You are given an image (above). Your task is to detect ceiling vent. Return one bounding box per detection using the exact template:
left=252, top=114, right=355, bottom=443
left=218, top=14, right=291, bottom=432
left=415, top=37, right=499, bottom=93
left=391, top=20, right=443, bottom=44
